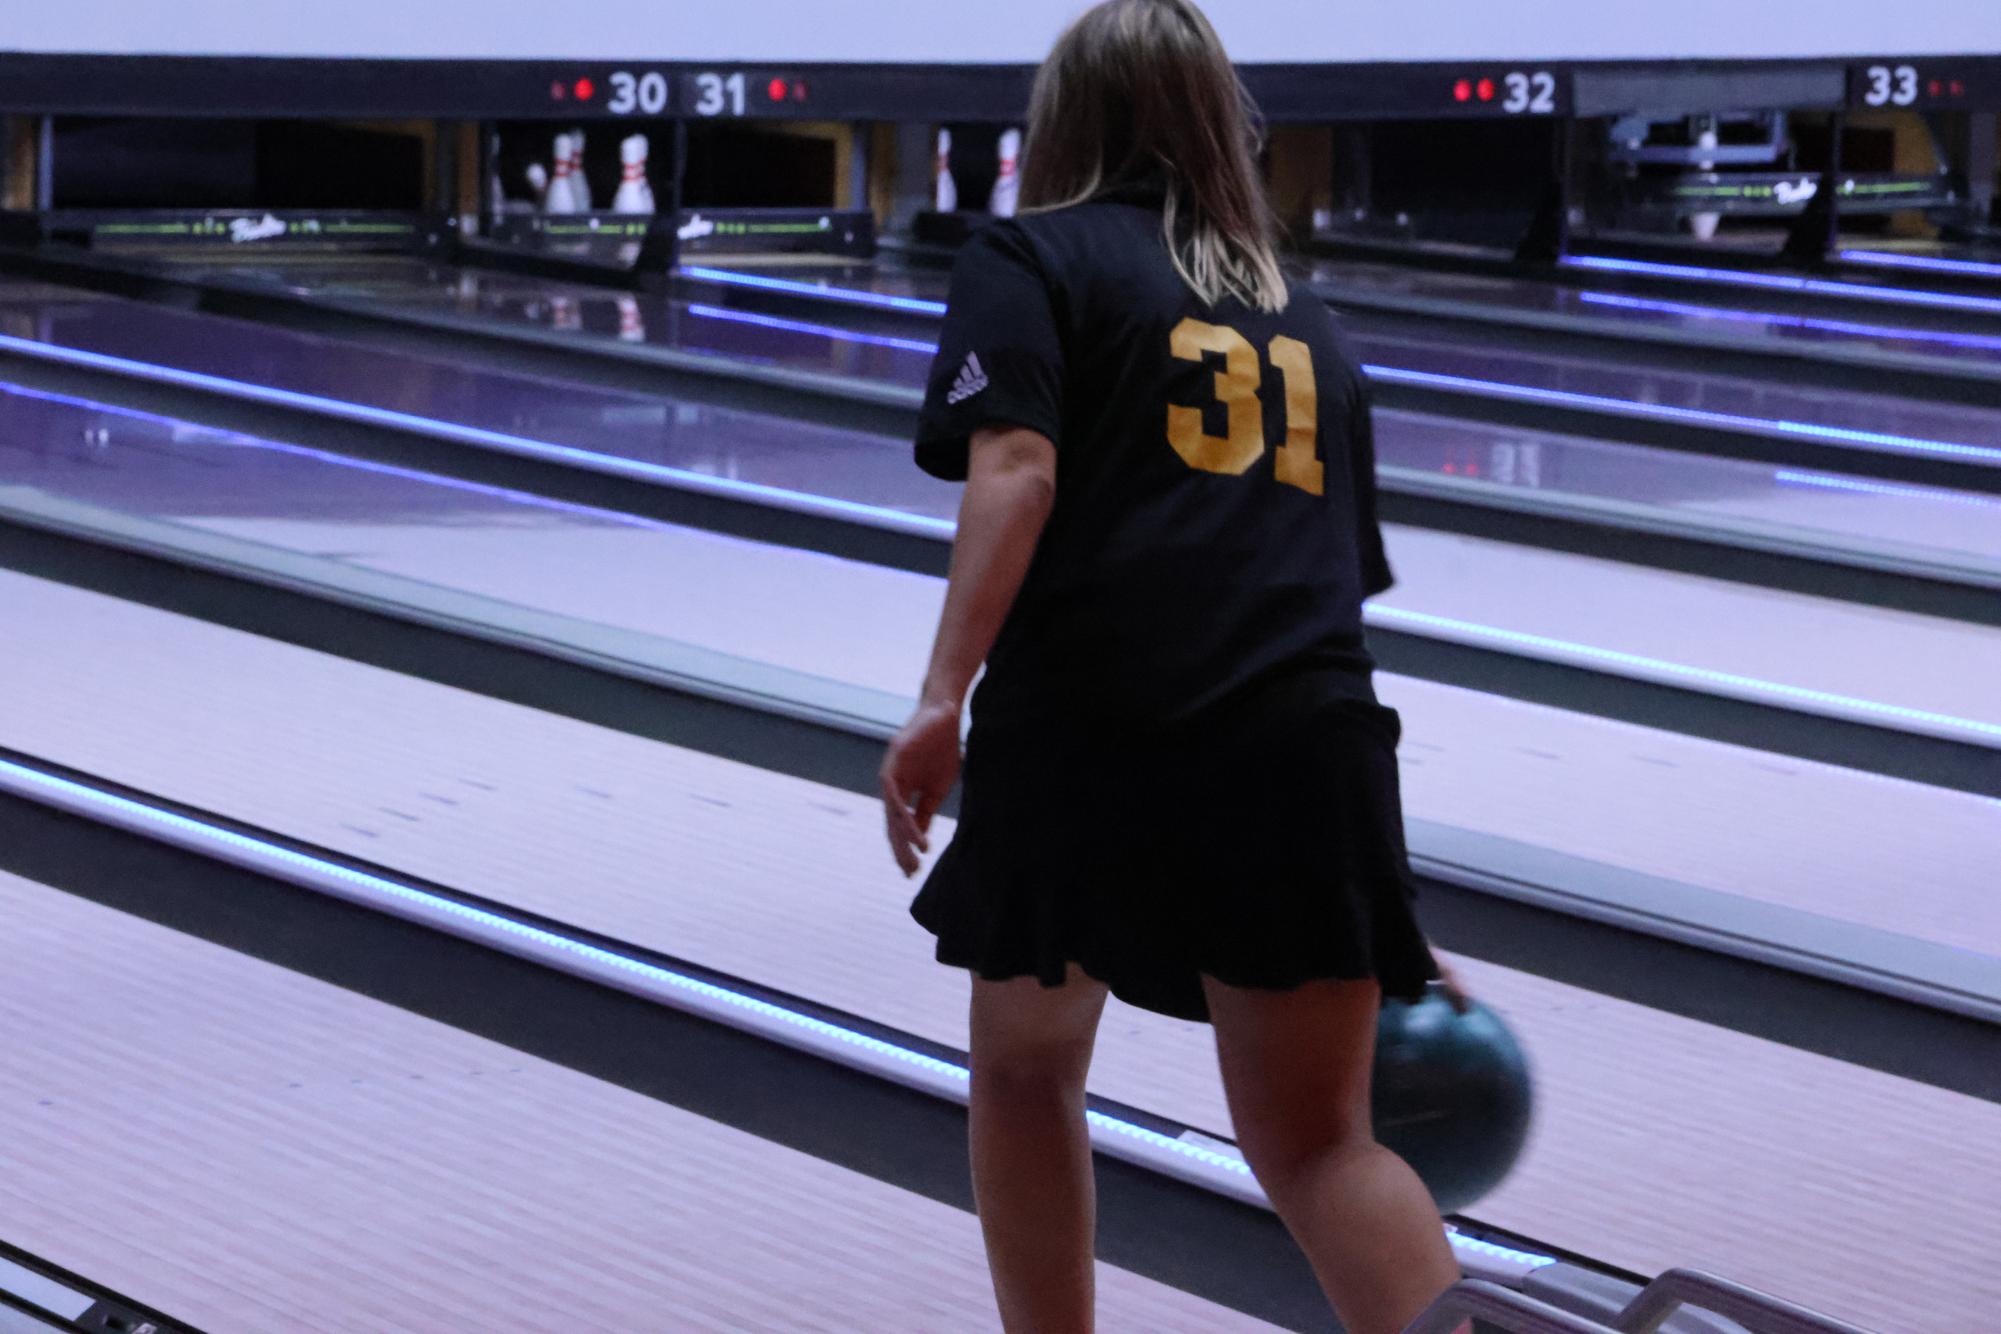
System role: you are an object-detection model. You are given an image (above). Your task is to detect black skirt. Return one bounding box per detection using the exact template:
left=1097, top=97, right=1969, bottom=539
left=911, top=669, right=1439, bottom=1023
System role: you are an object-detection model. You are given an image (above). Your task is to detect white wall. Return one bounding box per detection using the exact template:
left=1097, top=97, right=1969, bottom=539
left=6, top=0, right=1998, bottom=64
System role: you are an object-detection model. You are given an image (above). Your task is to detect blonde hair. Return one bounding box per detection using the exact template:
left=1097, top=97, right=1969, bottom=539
left=1018, top=0, right=1288, bottom=314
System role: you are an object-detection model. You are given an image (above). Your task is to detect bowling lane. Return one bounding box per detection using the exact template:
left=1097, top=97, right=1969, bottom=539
left=668, top=260, right=2001, bottom=460
left=0, top=268, right=938, bottom=396
left=1307, top=257, right=2001, bottom=365
left=6, top=279, right=2000, bottom=578
left=5, top=387, right=1998, bottom=960
left=0, top=280, right=958, bottom=524
left=1383, top=411, right=2001, bottom=569
left=666, top=250, right=2001, bottom=364
left=295, top=256, right=2001, bottom=471
left=5, top=576, right=1996, bottom=1334
left=108, top=239, right=2001, bottom=445
left=9, top=319, right=2001, bottom=758
left=0, top=868, right=1253, bottom=1332
left=1355, top=324, right=2001, bottom=460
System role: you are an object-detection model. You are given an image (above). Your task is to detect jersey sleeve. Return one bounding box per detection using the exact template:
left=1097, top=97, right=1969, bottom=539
left=914, top=222, right=1065, bottom=481
left=1350, top=381, right=1396, bottom=597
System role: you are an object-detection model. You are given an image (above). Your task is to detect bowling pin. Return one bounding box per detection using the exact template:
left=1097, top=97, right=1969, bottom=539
left=989, top=128, right=1022, bottom=218
left=613, top=134, right=655, bottom=215
left=545, top=133, right=583, bottom=214
left=525, top=163, right=551, bottom=210
left=488, top=133, right=506, bottom=216
left=616, top=294, right=646, bottom=342
left=1690, top=125, right=1720, bottom=241
left=569, top=129, right=594, bottom=211
left=935, top=128, right=957, bottom=213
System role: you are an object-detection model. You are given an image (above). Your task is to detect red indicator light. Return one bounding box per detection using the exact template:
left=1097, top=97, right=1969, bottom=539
left=792, top=80, right=809, bottom=101
left=574, top=78, right=595, bottom=101
left=1476, top=78, right=1497, bottom=102
left=1951, top=80, right=1966, bottom=97
left=549, top=80, right=568, bottom=101
left=769, top=78, right=789, bottom=102
left=1929, top=79, right=1943, bottom=97
left=1453, top=79, right=1473, bottom=103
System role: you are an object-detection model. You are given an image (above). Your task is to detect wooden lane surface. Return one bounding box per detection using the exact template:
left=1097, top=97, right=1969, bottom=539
left=3, top=572, right=1998, bottom=1331
left=181, top=516, right=2001, bottom=955
left=0, top=869, right=1274, bottom=1333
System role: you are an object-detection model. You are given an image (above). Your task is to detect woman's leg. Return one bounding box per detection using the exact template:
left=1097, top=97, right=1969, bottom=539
left=968, top=965, right=1112, bottom=1334
left=1204, top=976, right=1462, bottom=1334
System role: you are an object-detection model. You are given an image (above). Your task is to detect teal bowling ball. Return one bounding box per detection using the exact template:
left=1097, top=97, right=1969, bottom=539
left=1372, top=989, right=1533, bottom=1214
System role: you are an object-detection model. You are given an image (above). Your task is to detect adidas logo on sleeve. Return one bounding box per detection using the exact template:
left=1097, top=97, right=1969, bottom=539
left=947, top=352, right=990, bottom=405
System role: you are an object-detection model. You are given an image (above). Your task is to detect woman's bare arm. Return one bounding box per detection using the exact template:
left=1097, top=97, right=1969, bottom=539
left=881, top=426, right=1058, bottom=874
left=921, top=426, right=1059, bottom=708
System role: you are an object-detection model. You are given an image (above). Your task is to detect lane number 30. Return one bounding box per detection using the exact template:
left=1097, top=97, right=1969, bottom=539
left=607, top=71, right=670, bottom=115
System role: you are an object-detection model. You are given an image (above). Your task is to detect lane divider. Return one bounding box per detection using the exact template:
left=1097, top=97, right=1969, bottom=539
left=1837, top=250, right=2001, bottom=282
left=1369, top=605, right=2001, bottom=748
left=0, top=752, right=1559, bottom=1281
left=0, top=333, right=954, bottom=540
left=1360, top=365, right=2001, bottom=467
left=1563, top=254, right=2001, bottom=319
left=1575, top=290, right=2001, bottom=355
left=678, top=265, right=950, bottom=317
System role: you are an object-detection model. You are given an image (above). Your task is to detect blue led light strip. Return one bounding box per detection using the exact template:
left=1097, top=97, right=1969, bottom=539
left=0, top=333, right=954, bottom=540
left=1774, top=469, right=2001, bottom=511
left=685, top=303, right=942, bottom=356
left=1362, top=363, right=2001, bottom=467
left=1367, top=605, right=2001, bottom=744
left=677, top=265, right=950, bottom=317
left=1576, top=290, right=2001, bottom=354
left=1563, top=254, right=2001, bottom=318
left=1838, top=250, right=2001, bottom=282
left=0, top=755, right=1560, bottom=1272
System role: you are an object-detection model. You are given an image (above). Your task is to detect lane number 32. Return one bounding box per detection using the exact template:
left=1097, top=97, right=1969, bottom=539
left=1503, top=71, right=1558, bottom=115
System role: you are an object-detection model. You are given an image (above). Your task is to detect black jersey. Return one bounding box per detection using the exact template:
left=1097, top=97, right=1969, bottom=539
left=916, top=188, right=1394, bottom=733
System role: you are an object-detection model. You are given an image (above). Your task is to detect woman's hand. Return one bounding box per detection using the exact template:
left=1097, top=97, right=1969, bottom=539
left=881, top=698, right=964, bottom=877
left=1434, top=954, right=1474, bottom=1014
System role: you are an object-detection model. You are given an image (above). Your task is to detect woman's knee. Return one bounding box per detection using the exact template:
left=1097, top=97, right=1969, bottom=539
left=972, top=1045, right=1093, bottom=1106
left=1237, top=1115, right=1381, bottom=1194
left=969, top=970, right=1109, bottom=1099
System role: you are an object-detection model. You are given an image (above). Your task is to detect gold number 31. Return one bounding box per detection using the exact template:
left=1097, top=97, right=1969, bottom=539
left=1166, top=318, right=1324, bottom=497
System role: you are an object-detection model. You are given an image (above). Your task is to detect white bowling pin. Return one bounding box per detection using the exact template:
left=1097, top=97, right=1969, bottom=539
left=935, top=128, right=957, bottom=213
left=488, top=133, right=506, bottom=216
left=612, top=134, right=655, bottom=215
left=569, top=129, right=594, bottom=211
left=545, top=133, right=583, bottom=214
left=1690, top=126, right=1720, bottom=241
left=989, top=128, right=1022, bottom=218
left=526, top=163, right=551, bottom=209
left=616, top=294, right=646, bottom=342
